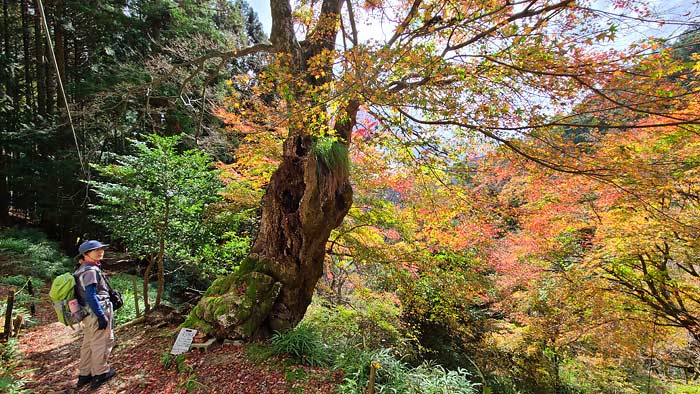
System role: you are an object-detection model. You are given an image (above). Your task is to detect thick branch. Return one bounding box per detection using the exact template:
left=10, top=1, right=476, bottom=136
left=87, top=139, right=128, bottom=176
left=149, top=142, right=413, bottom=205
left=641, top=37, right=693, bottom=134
left=177, top=44, right=272, bottom=95
left=270, top=0, right=299, bottom=57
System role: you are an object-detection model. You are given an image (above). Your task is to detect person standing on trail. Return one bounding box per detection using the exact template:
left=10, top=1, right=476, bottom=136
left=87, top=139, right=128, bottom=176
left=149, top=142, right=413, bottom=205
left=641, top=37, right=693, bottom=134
left=74, top=240, right=116, bottom=389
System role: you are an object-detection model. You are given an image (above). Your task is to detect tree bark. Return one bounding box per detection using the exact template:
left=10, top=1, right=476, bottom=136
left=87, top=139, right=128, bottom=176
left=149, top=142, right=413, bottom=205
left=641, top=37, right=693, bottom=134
left=184, top=134, right=354, bottom=338
left=143, top=255, right=156, bottom=314
left=44, top=3, right=54, bottom=115
left=3, top=291, right=14, bottom=341
left=252, top=133, right=354, bottom=333
left=4, top=0, right=20, bottom=121
left=53, top=0, right=65, bottom=109
left=155, top=194, right=170, bottom=308
left=0, top=151, right=8, bottom=222
left=34, top=0, right=45, bottom=116
left=2, top=0, right=9, bottom=58
left=0, top=0, right=11, bottom=222
left=21, top=0, right=33, bottom=112
left=132, top=275, right=140, bottom=318
left=183, top=0, right=359, bottom=339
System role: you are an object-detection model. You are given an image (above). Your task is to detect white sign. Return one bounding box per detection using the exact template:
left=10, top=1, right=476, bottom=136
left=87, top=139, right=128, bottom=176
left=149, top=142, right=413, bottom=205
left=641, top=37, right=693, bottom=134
left=170, top=328, right=198, bottom=355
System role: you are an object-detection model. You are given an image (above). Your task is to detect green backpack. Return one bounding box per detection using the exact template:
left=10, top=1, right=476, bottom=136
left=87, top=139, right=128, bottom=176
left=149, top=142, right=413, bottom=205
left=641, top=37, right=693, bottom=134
left=49, top=272, right=88, bottom=327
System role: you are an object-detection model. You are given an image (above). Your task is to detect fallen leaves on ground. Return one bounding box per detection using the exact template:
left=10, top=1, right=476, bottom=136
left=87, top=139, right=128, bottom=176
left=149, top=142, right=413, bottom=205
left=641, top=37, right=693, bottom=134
left=15, top=292, right=342, bottom=393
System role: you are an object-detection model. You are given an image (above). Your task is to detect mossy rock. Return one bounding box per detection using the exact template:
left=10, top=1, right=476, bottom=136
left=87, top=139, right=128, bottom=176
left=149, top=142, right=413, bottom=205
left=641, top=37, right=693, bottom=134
left=181, top=307, right=214, bottom=335
left=204, top=273, right=237, bottom=297
left=183, top=270, right=282, bottom=339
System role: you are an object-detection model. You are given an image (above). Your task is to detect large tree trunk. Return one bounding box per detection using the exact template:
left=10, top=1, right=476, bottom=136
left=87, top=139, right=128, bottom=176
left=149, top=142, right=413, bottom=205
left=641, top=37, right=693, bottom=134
left=2, top=0, right=9, bottom=58
left=184, top=133, right=354, bottom=338
left=53, top=0, right=65, bottom=109
left=253, top=135, right=354, bottom=331
left=44, top=4, right=54, bottom=115
left=0, top=149, right=8, bottom=222
left=182, top=0, right=359, bottom=340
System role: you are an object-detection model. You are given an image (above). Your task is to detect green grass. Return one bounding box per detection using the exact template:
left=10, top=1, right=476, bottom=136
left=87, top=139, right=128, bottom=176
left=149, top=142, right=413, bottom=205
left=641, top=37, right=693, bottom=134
left=336, top=348, right=479, bottom=394
left=271, top=323, right=331, bottom=367
left=245, top=342, right=277, bottom=364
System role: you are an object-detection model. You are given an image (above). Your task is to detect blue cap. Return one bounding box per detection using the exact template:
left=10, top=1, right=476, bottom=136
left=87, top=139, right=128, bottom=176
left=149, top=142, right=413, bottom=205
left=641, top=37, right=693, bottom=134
left=78, top=240, right=109, bottom=255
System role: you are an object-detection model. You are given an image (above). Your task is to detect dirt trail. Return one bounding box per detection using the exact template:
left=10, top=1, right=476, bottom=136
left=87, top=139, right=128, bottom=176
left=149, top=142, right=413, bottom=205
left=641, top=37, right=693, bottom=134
left=15, top=290, right=341, bottom=393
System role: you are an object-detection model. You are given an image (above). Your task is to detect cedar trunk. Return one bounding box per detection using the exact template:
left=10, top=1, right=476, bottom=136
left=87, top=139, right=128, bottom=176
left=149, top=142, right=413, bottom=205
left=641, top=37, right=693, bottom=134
left=34, top=0, right=45, bottom=116
left=21, top=0, right=33, bottom=111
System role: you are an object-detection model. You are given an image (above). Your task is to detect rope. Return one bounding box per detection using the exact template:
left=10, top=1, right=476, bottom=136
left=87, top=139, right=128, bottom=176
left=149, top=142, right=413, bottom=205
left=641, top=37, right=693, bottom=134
left=36, top=0, right=86, bottom=176
left=13, top=278, right=31, bottom=296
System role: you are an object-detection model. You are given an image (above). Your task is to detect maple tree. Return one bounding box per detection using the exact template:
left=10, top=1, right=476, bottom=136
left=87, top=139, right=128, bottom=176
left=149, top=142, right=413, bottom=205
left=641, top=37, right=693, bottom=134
left=589, top=109, right=700, bottom=342
left=469, top=65, right=700, bottom=384
left=184, top=0, right=700, bottom=339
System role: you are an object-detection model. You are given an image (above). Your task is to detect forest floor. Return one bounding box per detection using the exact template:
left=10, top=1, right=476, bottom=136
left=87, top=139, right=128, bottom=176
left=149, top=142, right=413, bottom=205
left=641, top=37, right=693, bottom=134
left=11, top=281, right=342, bottom=393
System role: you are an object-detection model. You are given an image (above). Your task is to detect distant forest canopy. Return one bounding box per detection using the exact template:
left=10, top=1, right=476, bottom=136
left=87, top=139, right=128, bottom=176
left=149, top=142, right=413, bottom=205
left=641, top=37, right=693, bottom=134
left=0, top=0, right=266, bottom=248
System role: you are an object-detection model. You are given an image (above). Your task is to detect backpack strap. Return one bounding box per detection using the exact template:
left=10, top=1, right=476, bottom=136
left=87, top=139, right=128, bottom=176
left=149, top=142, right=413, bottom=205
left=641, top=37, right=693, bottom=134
left=76, top=265, right=113, bottom=291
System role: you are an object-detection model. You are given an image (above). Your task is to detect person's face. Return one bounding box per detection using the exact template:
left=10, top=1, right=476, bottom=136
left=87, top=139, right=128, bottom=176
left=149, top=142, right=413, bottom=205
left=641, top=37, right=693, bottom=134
left=83, top=248, right=105, bottom=263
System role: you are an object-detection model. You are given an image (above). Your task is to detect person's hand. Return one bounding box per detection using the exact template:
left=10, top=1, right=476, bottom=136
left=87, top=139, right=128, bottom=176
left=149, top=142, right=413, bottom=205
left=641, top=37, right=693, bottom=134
left=97, top=315, right=109, bottom=330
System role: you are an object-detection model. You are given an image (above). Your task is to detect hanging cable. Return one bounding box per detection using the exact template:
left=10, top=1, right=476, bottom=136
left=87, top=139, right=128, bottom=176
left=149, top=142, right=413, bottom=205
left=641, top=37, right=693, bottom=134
left=36, top=0, right=86, bottom=176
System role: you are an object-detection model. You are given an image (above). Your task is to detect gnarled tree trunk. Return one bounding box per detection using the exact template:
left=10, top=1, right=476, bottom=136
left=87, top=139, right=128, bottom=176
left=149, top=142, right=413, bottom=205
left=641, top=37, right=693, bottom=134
left=184, top=130, right=355, bottom=338
left=253, top=134, right=354, bottom=332
left=183, top=0, right=357, bottom=339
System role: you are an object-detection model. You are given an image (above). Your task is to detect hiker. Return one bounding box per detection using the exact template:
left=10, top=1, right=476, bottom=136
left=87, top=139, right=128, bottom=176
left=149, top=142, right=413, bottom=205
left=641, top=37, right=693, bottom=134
left=74, top=240, right=117, bottom=389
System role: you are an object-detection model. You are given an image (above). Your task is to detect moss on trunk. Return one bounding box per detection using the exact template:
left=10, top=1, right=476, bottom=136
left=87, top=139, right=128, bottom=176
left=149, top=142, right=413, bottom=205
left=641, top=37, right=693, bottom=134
left=182, top=257, right=282, bottom=339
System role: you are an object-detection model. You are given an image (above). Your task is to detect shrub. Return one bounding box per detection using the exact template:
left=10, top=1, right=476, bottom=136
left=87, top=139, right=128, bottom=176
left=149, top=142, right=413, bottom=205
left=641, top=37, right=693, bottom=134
left=0, top=238, right=27, bottom=255
left=160, top=352, right=188, bottom=372
left=406, top=362, right=478, bottom=394
left=303, top=294, right=412, bottom=355
left=336, top=348, right=478, bottom=394
left=337, top=348, right=408, bottom=394
left=0, top=276, right=42, bottom=289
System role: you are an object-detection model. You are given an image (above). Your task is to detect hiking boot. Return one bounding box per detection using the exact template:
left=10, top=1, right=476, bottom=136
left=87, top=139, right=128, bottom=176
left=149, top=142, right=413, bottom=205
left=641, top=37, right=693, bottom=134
left=76, top=375, right=92, bottom=388
left=90, top=367, right=116, bottom=389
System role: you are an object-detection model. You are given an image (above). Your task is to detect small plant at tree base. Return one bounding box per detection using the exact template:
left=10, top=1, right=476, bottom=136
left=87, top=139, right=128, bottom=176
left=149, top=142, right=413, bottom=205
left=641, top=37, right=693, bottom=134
left=160, top=352, right=174, bottom=369
left=271, top=323, right=331, bottom=367
left=160, top=352, right=187, bottom=371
